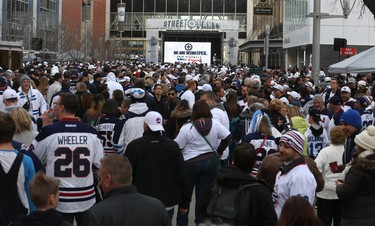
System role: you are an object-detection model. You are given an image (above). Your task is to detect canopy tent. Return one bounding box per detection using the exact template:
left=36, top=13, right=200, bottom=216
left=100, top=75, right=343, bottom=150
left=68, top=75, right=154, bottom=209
left=328, top=47, right=375, bottom=73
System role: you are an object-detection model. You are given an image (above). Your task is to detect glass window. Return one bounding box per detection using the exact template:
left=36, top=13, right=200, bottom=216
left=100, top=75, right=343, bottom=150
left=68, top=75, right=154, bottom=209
left=124, top=0, right=134, bottom=12
left=133, top=0, right=143, bottom=12
left=213, top=0, right=223, bottom=13
left=167, top=0, right=177, bottom=12
left=224, top=0, right=234, bottom=13
left=178, top=0, right=189, bottom=13
left=145, top=0, right=154, bottom=12
left=201, top=0, right=211, bottom=13
left=156, top=0, right=166, bottom=12
left=190, top=0, right=200, bottom=12
left=236, top=0, right=246, bottom=13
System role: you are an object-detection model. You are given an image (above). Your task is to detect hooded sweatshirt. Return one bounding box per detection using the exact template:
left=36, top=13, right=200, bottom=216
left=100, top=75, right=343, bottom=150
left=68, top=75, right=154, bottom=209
left=106, top=72, right=123, bottom=98
left=18, top=209, right=72, bottom=226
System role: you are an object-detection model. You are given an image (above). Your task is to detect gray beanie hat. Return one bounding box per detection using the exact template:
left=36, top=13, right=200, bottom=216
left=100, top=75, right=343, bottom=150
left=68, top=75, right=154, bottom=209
left=19, top=74, right=31, bottom=83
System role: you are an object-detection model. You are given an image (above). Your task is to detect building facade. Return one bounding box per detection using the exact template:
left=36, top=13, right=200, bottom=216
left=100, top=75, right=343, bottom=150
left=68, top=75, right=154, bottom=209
left=109, top=0, right=248, bottom=64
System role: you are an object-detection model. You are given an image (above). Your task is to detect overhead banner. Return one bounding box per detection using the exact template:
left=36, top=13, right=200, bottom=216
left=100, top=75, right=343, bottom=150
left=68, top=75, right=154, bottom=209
left=164, top=42, right=211, bottom=64
left=117, top=3, right=126, bottom=22
left=146, top=30, right=159, bottom=63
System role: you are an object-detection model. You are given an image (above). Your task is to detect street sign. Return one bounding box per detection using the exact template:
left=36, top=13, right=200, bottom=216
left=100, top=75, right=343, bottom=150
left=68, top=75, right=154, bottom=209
left=254, top=7, right=274, bottom=16
left=340, top=47, right=357, bottom=56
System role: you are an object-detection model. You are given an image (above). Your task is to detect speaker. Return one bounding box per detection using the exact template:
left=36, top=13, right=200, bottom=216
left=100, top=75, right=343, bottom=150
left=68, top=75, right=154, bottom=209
left=31, top=38, right=43, bottom=50
left=333, top=38, right=347, bottom=51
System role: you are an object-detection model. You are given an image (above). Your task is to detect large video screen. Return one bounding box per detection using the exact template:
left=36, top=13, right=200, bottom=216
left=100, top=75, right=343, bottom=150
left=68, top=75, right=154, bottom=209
left=164, top=42, right=211, bottom=64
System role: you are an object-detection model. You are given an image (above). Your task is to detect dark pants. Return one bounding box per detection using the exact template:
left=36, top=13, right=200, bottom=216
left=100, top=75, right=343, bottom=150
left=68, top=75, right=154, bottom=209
left=58, top=211, right=87, bottom=226
left=177, top=155, right=218, bottom=226
left=316, top=197, right=341, bottom=226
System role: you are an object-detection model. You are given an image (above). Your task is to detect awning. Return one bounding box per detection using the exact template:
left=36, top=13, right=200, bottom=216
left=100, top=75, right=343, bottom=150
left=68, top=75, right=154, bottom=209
left=0, top=41, right=23, bottom=51
left=239, top=39, right=283, bottom=52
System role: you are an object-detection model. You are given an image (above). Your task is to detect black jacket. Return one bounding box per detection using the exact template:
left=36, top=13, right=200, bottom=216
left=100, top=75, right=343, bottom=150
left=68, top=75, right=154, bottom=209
left=82, top=186, right=171, bottom=226
left=337, top=151, right=375, bottom=220
left=199, top=165, right=277, bottom=226
left=18, top=209, right=72, bottom=226
left=125, top=130, right=191, bottom=208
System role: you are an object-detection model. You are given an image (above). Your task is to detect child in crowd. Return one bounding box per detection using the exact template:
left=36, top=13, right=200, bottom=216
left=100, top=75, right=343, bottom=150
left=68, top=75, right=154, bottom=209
left=18, top=172, right=72, bottom=226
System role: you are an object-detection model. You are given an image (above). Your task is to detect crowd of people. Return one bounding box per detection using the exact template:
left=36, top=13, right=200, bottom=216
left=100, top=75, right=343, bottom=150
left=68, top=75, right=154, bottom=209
left=1, top=60, right=375, bottom=226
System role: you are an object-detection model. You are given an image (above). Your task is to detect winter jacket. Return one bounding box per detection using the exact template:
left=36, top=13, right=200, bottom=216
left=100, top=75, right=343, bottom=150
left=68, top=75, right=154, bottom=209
left=18, top=209, right=72, bottom=226
left=82, top=186, right=171, bottom=226
left=17, top=87, right=47, bottom=121
left=125, top=130, right=191, bottom=208
left=199, top=165, right=277, bottom=226
left=336, top=150, right=375, bottom=220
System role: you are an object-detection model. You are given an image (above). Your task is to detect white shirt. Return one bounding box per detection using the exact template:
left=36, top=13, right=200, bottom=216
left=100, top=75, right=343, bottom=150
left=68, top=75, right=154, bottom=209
left=180, top=90, right=195, bottom=109
left=174, top=120, right=230, bottom=161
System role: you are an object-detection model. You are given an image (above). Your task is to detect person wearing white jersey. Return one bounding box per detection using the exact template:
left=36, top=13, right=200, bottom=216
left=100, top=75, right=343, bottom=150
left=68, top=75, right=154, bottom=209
left=31, top=93, right=104, bottom=225
left=273, top=130, right=317, bottom=218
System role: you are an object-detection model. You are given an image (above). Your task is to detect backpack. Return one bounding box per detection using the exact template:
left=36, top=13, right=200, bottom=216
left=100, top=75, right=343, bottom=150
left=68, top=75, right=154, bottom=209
left=206, top=182, right=261, bottom=226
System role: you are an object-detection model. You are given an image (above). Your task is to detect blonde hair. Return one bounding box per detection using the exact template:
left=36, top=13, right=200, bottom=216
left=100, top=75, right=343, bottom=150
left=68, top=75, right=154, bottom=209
left=287, top=106, right=303, bottom=119
left=258, top=115, right=272, bottom=136
left=270, top=99, right=283, bottom=112
left=10, top=107, right=33, bottom=133
left=37, top=76, right=49, bottom=96
left=76, top=82, right=87, bottom=93
left=330, top=126, right=346, bottom=145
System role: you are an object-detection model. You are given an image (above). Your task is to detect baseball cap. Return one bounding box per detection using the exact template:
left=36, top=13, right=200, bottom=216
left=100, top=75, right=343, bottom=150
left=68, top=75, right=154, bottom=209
left=328, top=96, right=341, bottom=106
left=341, top=86, right=351, bottom=93
left=357, top=96, right=367, bottom=106
left=324, top=77, right=332, bottom=82
left=88, top=65, right=96, bottom=70
left=144, top=111, right=164, bottom=132
left=2, top=89, right=17, bottom=100
left=273, top=84, right=284, bottom=92
left=357, top=80, right=366, bottom=87
left=0, top=77, right=7, bottom=86
left=304, top=82, right=313, bottom=89
left=287, top=91, right=301, bottom=100
left=348, top=78, right=356, bottom=84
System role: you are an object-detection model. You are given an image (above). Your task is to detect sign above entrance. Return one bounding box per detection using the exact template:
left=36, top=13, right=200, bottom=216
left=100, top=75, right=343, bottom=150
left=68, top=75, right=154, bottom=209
left=146, top=19, right=239, bottom=31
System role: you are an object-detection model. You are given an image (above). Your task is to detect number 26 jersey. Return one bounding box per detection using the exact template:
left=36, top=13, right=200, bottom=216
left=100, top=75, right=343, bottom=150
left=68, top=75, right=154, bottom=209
left=31, top=118, right=104, bottom=213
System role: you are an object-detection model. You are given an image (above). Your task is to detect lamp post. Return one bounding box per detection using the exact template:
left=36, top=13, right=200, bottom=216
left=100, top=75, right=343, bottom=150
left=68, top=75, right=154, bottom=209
left=309, top=0, right=352, bottom=86
left=117, top=2, right=126, bottom=59
left=264, top=24, right=270, bottom=70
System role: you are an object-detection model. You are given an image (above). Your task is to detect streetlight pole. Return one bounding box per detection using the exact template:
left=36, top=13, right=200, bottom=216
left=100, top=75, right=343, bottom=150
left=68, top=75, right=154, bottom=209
left=264, top=24, right=270, bottom=71
left=117, top=2, right=126, bottom=59
left=309, top=0, right=352, bottom=86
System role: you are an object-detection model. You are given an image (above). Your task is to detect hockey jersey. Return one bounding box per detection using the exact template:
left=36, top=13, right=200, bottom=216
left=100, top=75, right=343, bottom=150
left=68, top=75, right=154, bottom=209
left=96, top=115, right=125, bottom=155
left=242, top=132, right=277, bottom=176
left=31, top=118, right=104, bottom=213
left=358, top=107, right=373, bottom=130
left=305, top=126, right=329, bottom=159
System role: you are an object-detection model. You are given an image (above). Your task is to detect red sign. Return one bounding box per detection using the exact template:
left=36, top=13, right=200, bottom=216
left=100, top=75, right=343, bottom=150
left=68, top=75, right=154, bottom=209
left=340, top=47, right=357, bottom=56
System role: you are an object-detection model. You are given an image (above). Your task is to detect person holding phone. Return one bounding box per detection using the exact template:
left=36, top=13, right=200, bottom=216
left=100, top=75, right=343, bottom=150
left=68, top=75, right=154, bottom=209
left=314, top=126, right=346, bottom=226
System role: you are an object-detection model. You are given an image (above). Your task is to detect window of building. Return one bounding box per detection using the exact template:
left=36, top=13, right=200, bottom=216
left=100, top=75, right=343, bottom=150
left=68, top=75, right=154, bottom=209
left=201, top=0, right=211, bottom=13
left=236, top=0, right=246, bottom=13
left=167, top=0, right=177, bottom=12
left=213, top=0, right=223, bottom=13
left=156, top=0, right=166, bottom=12
left=178, top=0, right=189, bottom=13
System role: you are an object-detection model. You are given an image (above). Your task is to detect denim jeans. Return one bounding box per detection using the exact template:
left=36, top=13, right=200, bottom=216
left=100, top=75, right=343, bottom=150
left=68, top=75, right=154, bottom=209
left=177, top=155, right=218, bottom=226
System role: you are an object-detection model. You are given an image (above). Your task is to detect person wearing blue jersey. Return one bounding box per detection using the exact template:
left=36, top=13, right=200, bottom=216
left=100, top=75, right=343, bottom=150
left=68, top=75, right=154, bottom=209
left=0, top=112, right=36, bottom=226
left=355, top=96, right=373, bottom=130
left=31, top=93, right=104, bottom=226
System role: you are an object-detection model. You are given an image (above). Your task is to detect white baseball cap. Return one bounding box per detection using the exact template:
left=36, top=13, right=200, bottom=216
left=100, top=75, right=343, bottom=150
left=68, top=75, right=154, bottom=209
left=341, top=86, right=351, bottom=93
left=273, top=84, right=284, bottom=92
left=88, top=65, right=96, bottom=70
left=357, top=80, right=366, bottom=87
left=287, top=91, right=301, bottom=100
left=144, top=111, right=164, bottom=131
left=2, top=89, right=17, bottom=100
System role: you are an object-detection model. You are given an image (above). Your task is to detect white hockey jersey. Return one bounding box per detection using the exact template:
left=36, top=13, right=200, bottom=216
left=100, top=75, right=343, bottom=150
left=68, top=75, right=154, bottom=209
left=32, top=118, right=104, bottom=213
